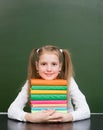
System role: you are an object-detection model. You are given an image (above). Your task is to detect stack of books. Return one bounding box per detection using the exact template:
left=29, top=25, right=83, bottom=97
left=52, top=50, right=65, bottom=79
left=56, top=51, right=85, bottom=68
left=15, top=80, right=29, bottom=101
left=30, top=79, right=68, bottom=113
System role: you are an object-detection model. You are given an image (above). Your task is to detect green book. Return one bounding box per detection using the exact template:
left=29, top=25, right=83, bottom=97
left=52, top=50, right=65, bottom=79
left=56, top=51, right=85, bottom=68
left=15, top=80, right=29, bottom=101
left=31, top=85, right=67, bottom=90
left=30, top=94, right=67, bottom=100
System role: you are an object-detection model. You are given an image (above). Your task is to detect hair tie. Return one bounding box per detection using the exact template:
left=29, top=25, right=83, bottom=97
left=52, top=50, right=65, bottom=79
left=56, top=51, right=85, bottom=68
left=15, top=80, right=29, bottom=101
left=60, top=49, right=63, bottom=53
left=36, top=49, right=40, bottom=53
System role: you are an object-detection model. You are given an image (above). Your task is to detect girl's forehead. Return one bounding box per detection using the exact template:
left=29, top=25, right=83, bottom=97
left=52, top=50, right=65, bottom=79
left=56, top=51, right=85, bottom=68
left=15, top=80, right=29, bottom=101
left=40, top=53, right=59, bottom=59
left=38, top=53, right=60, bottom=62
left=41, top=50, right=57, bottom=54
left=40, top=51, right=58, bottom=56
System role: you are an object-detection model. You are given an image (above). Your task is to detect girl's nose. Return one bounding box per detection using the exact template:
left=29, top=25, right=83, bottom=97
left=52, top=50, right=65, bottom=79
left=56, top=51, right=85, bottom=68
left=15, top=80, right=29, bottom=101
left=47, top=65, right=52, bottom=71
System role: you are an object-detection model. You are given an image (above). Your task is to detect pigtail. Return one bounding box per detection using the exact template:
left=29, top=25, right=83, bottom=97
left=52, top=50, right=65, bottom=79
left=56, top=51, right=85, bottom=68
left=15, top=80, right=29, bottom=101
left=61, top=49, right=74, bottom=82
left=27, top=48, right=37, bottom=81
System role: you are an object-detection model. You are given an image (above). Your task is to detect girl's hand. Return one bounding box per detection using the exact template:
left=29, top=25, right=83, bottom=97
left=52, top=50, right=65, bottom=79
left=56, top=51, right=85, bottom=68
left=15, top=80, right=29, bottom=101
left=25, top=110, right=56, bottom=123
left=47, top=112, right=73, bottom=122
left=25, top=110, right=73, bottom=123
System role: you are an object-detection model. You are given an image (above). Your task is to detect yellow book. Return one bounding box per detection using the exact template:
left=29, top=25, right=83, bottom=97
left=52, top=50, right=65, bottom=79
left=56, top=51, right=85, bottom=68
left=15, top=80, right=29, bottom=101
left=30, top=90, right=67, bottom=94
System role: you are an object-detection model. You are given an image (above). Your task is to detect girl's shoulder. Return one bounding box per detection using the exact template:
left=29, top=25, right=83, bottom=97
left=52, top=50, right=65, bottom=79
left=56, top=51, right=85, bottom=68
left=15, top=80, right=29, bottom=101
left=21, top=80, right=29, bottom=91
left=69, top=77, right=79, bottom=90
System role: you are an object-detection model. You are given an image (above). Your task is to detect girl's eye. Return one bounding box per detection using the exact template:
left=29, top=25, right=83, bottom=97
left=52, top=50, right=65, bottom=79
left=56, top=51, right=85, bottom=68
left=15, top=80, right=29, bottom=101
left=41, top=63, right=46, bottom=66
left=52, top=63, right=57, bottom=66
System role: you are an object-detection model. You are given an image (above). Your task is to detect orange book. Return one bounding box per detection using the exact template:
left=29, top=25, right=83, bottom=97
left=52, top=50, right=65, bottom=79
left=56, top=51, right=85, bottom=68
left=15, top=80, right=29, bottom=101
left=30, top=79, right=68, bottom=86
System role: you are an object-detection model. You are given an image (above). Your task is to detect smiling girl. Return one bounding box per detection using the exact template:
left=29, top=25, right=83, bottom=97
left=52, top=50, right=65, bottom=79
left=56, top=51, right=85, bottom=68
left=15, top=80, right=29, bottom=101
left=8, top=45, right=90, bottom=123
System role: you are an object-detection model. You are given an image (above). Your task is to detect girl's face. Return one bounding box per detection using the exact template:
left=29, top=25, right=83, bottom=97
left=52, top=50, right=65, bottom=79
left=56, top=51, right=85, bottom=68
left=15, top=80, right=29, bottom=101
left=36, top=53, right=62, bottom=80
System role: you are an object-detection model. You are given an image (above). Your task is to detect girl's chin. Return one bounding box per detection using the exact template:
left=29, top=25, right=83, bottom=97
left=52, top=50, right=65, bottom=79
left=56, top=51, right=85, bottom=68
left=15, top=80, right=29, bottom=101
left=42, top=77, right=56, bottom=80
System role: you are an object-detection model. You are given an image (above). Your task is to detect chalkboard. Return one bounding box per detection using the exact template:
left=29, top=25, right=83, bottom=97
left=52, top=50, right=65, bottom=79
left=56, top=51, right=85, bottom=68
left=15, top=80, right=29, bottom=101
left=0, top=0, right=103, bottom=112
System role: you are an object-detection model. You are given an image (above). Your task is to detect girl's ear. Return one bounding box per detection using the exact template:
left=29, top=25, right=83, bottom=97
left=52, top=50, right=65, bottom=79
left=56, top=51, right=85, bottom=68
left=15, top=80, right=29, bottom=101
left=35, top=61, right=39, bottom=70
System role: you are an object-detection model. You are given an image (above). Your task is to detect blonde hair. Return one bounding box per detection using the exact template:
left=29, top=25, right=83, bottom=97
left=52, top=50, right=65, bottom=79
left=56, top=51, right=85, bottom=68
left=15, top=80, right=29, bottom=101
left=27, top=45, right=74, bottom=87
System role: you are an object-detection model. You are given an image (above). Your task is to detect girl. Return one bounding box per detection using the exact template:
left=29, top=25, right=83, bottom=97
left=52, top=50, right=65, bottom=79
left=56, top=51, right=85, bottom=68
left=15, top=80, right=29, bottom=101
left=8, top=45, right=90, bottom=123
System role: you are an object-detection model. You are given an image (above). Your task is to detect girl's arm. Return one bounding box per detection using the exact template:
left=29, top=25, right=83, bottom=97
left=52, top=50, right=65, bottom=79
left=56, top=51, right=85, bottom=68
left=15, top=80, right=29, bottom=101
left=69, top=77, right=91, bottom=121
left=8, top=81, right=29, bottom=121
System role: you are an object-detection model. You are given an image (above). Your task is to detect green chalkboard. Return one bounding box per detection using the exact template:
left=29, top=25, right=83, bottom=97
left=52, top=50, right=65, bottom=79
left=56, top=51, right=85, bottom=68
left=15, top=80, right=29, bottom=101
left=0, top=0, right=103, bottom=112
